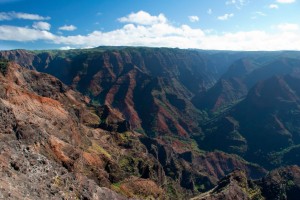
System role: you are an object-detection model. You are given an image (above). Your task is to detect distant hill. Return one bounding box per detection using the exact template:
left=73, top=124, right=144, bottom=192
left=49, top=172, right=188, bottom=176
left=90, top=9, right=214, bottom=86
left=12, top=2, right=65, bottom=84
left=193, top=56, right=300, bottom=112
left=200, top=74, right=300, bottom=169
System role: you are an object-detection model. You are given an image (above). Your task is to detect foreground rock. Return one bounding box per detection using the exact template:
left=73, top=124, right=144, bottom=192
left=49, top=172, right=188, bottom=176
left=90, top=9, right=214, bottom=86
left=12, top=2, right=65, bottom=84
left=0, top=62, right=153, bottom=199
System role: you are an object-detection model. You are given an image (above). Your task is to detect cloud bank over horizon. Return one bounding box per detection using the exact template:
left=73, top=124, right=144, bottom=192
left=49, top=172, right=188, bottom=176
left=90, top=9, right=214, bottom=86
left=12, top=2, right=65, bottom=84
left=0, top=9, right=300, bottom=51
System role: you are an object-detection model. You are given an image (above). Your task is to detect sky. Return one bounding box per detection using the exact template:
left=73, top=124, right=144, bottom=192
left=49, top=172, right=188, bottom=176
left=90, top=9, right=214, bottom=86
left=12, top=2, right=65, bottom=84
left=0, top=0, right=299, bottom=51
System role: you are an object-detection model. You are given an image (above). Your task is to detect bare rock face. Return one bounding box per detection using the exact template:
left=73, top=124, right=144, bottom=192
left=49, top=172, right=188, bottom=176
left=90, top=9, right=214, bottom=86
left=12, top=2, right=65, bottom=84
left=0, top=142, right=128, bottom=200
left=0, top=63, right=137, bottom=199
left=0, top=62, right=269, bottom=199
left=96, top=104, right=131, bottom=132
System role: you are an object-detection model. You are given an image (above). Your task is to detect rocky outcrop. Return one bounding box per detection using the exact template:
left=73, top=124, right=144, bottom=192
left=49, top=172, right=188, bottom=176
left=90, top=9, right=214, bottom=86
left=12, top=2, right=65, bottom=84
left=192, top=170, right=264, bottom=200
left=0, top=142, right=128, bottom=200
left=0, top=62, right=157, bottom=199
left=257, top=165, right=300, bottom=200
left=192, top=165, right=300, bottom=200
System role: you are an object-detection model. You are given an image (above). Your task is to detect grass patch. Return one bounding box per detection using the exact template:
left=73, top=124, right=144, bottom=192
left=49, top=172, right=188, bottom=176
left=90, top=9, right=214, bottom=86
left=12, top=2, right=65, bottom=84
left=112, top=182, right=122, bottom=189
left=119, top=156, right=136, bottom=173
left=88, top=141, right=111, bottom=159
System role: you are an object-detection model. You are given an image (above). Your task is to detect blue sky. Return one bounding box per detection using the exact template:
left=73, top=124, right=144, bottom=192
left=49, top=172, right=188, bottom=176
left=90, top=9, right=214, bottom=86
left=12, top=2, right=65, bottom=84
left=0, top=0, right=299, bottom=50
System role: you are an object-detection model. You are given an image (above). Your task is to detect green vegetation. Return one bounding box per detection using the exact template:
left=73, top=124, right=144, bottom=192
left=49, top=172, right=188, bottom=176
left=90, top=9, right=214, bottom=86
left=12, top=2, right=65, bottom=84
left=112, top=182, right=122, bottom=189
left=190, top=139, right=206, bottom=155
left=88, top=142, right=112, bottom=159
left=287, top=180, right=295, bottom=188
left=206, top=99, right=243, bottom=124
left=119, top=157, right=134, bottom=173
left=0, top=58, right=9, bottom=75
left=134, top=127, right=145, bottom=134
left=158, top=135, right=206, bottom=155
left=243, top=185, right=264, bottom=200
left=269, top=144, right=300, bottom=167
left=166, top=183, right=180, bottom=199
left=30, top=46, right=126, bottom=60
left=90, top=98, right=101, bottom=106
left=194, top=183, right=206, bottom=192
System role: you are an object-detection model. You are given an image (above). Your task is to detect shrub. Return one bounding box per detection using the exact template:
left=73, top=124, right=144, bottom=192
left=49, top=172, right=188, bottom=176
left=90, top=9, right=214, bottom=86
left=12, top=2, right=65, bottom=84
left=0, top=58, right=9, bottom=75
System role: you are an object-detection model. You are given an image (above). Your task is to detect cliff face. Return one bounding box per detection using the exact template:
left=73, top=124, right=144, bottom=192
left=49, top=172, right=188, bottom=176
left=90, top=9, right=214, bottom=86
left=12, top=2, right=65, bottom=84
left=0, top=62, right=267, bottom=199
left=0, top=48, right=251, bottom=138
left=0, top=62, right=130, bottom=199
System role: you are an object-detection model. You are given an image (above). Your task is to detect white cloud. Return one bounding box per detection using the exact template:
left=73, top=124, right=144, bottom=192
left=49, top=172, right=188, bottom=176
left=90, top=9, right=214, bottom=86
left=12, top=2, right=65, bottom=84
left=269, top=4, right=279, bottom=9
left=251, top=12, right=266, bottom=20
left=188, top=16, right=199, bottom=22
left=276, top=0, right=296, bottom=3
left=118, top=10, right=167, bottom=25
left=0, top=13, right=11, bottom=20
left=218, top=13, right=234, bottom=20
left=0, top=11, right=50, bottom=21
left=54, top=23, right=206, bottom=49
left=1, top=11, right=300, bottom=51
left=277, top=23, right=299, bottom=31
left=0, top=25, right=55, bottom=41
left=58, top=25, right=77, bottom=31
left=32, top=21, right=51, bottom=31
left=60, top=46, right=74, bottom=50
left=225, top=0, right=247, bottom=9
left=207, top=9, right=213, bottom=15
left=202, top=30, right=300, bottom=51
left=226, top=0, right=236, bottom=5
left=255, top=12, right=267, bottom=16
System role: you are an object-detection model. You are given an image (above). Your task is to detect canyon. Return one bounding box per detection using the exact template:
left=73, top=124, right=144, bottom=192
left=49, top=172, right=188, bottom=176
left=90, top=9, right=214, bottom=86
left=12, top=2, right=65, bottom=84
left=1, top=47, right=300, bottom=199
